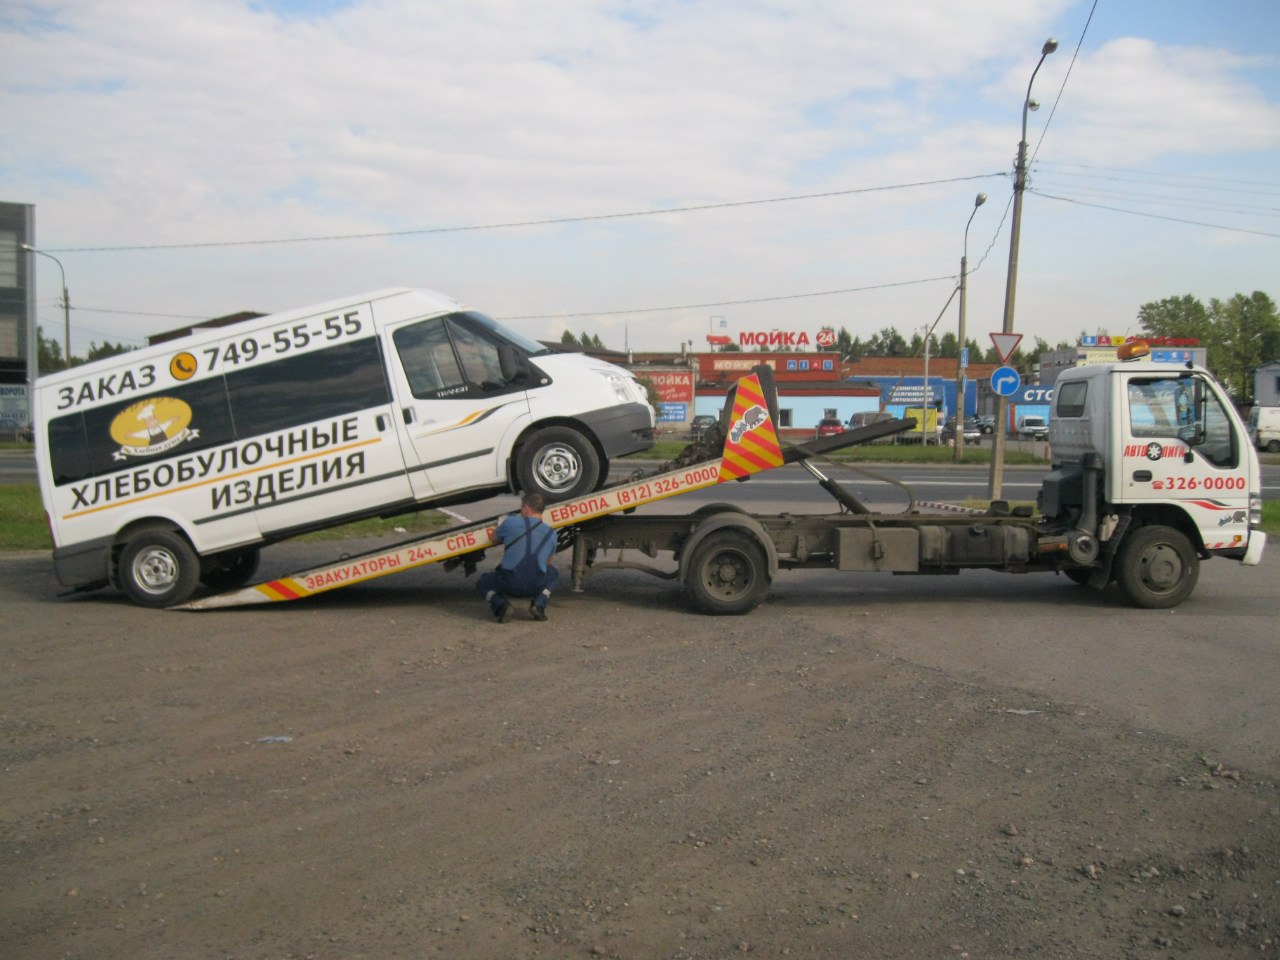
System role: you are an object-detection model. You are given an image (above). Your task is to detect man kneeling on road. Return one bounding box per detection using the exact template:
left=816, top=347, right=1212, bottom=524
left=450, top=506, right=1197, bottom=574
left=476, top=493, right=560, bottom=623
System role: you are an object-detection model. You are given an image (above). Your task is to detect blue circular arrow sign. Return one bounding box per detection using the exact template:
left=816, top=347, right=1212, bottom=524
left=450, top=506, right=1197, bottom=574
left=991, top=365, right=1021, bottom=397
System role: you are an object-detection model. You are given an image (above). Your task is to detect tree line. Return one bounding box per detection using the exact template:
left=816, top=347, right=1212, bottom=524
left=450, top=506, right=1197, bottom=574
left=40, top=288, right=1280, bottom=403
left=696, top=289, right=1279, bottom=403
left=1136, top=292, right=1278, bottom=402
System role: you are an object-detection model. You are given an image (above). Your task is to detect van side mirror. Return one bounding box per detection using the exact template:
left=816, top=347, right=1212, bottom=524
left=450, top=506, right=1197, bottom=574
left=498, top=344, right=528, bottom=383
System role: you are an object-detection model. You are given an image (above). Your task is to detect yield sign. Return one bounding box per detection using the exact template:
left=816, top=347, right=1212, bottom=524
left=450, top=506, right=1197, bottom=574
left=990, top=332, right=1023, bottom=364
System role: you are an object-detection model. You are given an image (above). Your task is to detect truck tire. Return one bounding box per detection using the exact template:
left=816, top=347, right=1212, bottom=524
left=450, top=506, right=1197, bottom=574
left=200, top=548, right=261, bottom=593
left=1267, top=439, right=1280, bottom=454
left=118, top=529, right=200, bottom=608
left=517, top=426, right=600, bottom=502
left=1115, top=524, right=1199, bottom=609
left=684, top=528, right=770, bottom=615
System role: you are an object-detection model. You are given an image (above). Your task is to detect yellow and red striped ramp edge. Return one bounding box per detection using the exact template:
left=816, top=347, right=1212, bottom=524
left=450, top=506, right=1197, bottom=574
left=717, top=373, right=784, bottom=482
left=178, top=372, right=786, bottom=609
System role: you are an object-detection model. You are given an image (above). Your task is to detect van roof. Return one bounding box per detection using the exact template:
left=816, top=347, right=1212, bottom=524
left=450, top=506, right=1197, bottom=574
left=36, top=287, right=465, bottom=388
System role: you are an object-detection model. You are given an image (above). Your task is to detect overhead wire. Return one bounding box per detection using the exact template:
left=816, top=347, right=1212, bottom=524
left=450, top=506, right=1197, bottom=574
left=41, top=173, right=1005, bottom=254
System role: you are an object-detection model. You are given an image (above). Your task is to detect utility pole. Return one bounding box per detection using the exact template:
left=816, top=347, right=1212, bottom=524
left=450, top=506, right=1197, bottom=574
left=22, top=244, right=72, bottom=368
left=988, top=38, right=1057, bottom=499
left=955, top=192, right=986, bottom=461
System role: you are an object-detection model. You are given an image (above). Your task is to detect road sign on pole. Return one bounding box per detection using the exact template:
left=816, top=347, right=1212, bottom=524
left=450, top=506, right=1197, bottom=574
left=990, top=332, right=1023, bottom=364
left=991, top=365, right=1021, bottom=397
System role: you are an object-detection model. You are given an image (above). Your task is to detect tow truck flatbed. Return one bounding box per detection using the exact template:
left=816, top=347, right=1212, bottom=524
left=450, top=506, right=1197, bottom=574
left=180, top=368, right=910, bottom=609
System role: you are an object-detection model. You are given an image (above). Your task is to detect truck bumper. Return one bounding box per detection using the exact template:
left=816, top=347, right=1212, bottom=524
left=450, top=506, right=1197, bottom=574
left=1242, top=531, right=1267, bottom=565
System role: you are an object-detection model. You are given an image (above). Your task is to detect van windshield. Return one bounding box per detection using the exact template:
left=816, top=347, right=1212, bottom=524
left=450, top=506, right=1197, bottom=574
left=464, top=311, right=551, bottom=357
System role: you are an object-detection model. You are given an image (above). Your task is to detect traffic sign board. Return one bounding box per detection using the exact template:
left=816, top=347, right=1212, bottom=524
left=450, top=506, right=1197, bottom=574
left=991, top=365, right=1021, bottom=397
left=990, top=332, right=1023, bottom=364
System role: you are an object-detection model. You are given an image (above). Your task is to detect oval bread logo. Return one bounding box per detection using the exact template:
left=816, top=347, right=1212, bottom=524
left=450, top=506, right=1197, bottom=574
left=109, top=397, right=198, bottom=460
left=170, top=352, right=198, bottom=381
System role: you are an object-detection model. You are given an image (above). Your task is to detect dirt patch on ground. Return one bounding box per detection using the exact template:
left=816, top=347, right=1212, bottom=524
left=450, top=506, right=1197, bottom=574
left=2, top=545, right=1277, bottom=959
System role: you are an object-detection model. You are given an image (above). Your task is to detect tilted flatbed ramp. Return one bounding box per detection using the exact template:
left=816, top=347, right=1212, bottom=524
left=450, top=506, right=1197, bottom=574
left=178, top=369, right=911, bottom=609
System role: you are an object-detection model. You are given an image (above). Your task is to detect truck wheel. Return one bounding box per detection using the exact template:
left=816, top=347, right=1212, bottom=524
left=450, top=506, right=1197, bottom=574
left=1267, top=439, right=1280, bottom=454
left=685, top=529, right=770, bottom=615
left=1115, top=524, right=1199, bottom=609
left=517, top=426, right=600, bottom=502
left=200, top=548, right=261, bottom=592
left=118, top=529, right=200, bottom=608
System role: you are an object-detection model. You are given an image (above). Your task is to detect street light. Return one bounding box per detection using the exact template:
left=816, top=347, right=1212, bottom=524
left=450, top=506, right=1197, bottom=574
left=988, top=37, right=1058, bottom=499
left=21, top=244, right=71, bottom=369
left=954, top=191, right=986, bottom=462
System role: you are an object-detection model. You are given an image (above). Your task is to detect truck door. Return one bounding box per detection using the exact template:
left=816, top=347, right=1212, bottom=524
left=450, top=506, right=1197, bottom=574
left=381, top=313, right=531, bottom=500
left=1120, top=372, right=1252, bottom=548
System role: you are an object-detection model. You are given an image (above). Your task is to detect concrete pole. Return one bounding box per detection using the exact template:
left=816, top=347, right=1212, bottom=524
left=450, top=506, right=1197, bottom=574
left=987, top=39, right=1057, bottom=500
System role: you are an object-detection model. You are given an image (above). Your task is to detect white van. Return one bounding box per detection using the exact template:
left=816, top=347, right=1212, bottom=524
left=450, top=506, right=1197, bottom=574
left=1247, top=406, right=1280, bottom=453
left=34, top=288, right=655, bottom=606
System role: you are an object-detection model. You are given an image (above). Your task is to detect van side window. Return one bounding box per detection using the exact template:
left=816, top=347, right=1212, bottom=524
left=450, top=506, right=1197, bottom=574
left=225, top=338, right=391, bottom=437
left=392, top=314, right=514, bottom=398
left=393, top=318, right=464, bottom=396
left=49, top=377, right=236, bottom=486
left=449, top=319, right=507, bottom=390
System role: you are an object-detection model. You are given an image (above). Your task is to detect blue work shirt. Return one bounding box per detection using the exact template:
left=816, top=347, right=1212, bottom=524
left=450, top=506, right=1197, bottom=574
left=496, top=514, right=556, bottom=574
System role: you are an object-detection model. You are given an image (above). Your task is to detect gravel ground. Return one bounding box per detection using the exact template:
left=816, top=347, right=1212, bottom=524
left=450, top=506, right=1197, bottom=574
left=2, top=542, right=1277, bottom=959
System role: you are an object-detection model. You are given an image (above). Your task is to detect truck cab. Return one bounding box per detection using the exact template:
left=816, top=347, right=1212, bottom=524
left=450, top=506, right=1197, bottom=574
left=1040, top=350, right=1265, bottom=605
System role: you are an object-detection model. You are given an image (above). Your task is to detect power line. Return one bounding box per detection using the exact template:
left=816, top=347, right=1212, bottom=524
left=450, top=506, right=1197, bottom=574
left=42, top=173, right=1006, bottom=253
left=1029, top=189, right=1280, bottom=238
left=1036, top=160, right=1280, bottom=191
left=497, top=274, right=956, bottom=320
left=69, top=304, right=209, bottom=319
left=1031, top=181, right=1280, bottom=218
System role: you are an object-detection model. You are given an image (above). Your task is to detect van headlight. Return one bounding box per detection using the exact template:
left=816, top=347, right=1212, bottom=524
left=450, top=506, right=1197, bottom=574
left=597, top=370, right=635, bottom=404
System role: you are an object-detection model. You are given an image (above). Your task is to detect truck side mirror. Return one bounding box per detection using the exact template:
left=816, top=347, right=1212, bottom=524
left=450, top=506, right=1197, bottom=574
left=1177, top=377, right=1206, bottom=449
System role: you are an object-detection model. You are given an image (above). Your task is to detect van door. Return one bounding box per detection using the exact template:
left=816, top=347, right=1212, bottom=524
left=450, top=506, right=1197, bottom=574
left=233, top=335, right=419, bottom=537
left=381, top=313, right=531, bottom=500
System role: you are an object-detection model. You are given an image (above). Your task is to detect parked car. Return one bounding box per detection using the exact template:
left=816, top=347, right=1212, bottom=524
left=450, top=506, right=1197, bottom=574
left=975, top=415, right=996, bottom=435
left=689, top=414, right=718, bottom=440
left=1016, top=415, right=1049, bottom=440
left=847, top=410, right=897, bottom=443
left=814, top=417, right=845, bottom=438
left=941, top=416, right=981, bottom=444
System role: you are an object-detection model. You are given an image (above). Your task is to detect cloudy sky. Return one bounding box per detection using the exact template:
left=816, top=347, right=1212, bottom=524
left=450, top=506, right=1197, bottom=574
left=4, top=0, right=1278, bottom=357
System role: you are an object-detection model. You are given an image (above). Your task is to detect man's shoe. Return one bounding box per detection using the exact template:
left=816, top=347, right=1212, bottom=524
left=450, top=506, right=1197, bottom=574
left=529, top=602, right=548, bottom=622
left=492, top=600, right=510, bottom=623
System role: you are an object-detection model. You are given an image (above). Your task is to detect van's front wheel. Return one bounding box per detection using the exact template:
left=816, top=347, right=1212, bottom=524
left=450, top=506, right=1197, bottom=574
left=517, top=426, right=600, bottom=501
left=118, top=530, right=200, bottom=608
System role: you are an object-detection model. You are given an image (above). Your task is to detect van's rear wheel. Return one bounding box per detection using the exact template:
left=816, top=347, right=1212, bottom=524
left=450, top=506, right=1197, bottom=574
left=1115, top=524, right=1199, bottom=609
left=517, top=426, right=600, bottom=502
left=118, top=530, right=200, bottom=608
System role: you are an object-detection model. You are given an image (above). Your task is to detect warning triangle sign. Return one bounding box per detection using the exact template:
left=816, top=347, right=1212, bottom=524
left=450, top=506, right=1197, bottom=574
left=990, top=332, right=1023, bottom=364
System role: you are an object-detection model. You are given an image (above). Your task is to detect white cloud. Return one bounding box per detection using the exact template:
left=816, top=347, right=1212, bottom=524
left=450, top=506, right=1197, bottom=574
left=3, top=0, right=1276, bottom=354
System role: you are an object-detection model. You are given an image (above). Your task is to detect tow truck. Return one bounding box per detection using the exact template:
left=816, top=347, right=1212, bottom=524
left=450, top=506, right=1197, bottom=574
left=182, top=344, right=1266, bottom=613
